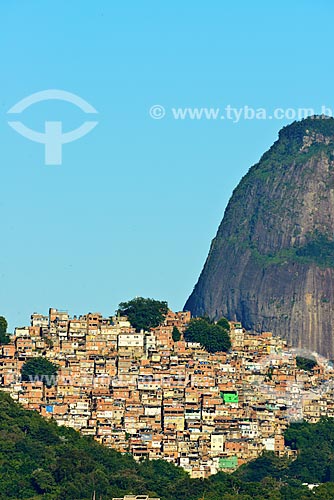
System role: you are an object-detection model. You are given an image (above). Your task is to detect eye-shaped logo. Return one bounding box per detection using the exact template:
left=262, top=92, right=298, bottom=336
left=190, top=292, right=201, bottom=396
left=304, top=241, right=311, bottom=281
left=7, top=89, right=98, bottom=165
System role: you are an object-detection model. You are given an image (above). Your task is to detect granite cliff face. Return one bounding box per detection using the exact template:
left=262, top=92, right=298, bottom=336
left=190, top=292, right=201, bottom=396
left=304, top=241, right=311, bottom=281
left=185, top=117, right=334, bottom=357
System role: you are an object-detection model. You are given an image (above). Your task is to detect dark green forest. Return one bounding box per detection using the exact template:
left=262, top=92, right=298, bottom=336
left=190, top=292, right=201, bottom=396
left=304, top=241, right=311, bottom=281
left=3, top=392, right=334, bottom=499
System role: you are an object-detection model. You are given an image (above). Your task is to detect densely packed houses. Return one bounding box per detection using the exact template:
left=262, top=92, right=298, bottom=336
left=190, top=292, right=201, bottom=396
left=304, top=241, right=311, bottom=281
left=1, top=307, right=333, bottom=478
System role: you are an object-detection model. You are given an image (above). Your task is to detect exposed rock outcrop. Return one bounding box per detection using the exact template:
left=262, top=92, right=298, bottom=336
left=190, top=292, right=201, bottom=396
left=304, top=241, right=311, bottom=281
left=185, top=117, right=334, bottom=357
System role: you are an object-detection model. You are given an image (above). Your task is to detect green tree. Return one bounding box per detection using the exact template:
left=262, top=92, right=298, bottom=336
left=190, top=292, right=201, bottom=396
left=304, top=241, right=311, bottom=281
left=21, top=357, right=59, bottom=387
left=207, top=325, right=231, bottom=353
left=0, top=316, right=7, bottom=335
left=184, top=318, right=231, bottom=353
left=217, top=317, right=230, bottom=331
left=235, top=452, right=288, bottom=482
left=0, top=316, right=10, bottom=344
left=117, top=297, right=168, bottom=332
left=31, top=468, right=56, bottom=493
left=296, top=356, right=317, bottom=372
left=172, top=326, right=181, bottom=342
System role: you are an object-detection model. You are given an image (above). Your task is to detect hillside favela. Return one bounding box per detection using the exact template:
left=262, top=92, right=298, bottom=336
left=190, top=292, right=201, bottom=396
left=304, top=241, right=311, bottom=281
left=0, top=305, right=298, bottom=475
left=5, top=116, right=334, bottom=498
left=2, top=295, right=334, bottom=499
left=4, top=2, right=334, bottom=497
left=6, top=116, right=334, bottom=499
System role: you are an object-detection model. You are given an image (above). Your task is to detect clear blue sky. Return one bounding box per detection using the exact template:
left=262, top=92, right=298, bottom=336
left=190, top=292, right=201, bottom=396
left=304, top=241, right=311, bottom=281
left=1, top=1, right=333, bottom=330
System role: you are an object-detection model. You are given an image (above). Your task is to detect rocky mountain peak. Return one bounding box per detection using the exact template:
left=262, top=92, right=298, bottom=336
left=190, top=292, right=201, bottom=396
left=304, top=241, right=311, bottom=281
left=185, top=116, right=334, bottom=357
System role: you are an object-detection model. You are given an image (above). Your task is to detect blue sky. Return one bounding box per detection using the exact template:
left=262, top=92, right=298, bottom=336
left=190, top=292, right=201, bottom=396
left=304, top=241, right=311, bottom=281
left=1, top=1, right=333, bottom=330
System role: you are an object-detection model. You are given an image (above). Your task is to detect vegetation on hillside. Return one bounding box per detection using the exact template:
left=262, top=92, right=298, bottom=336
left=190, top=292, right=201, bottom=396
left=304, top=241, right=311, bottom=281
left=219, top=117, right=334, bottom=270
left=0, top=315, right=10, bottom=344
left=172, top=326, right=181, bottom=342
left=296, top=233, right=334, bottom=268
left=283, top=418, right=334, bottom=483
left=4, top=392, right=334, bottom=498
left=117, top=297, right=169, bottom=332
left=296, top=356, right=317, bottom=372
left=217, top=317, right=231, bottom=331
left=184, top=317, right=231, bottom=353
